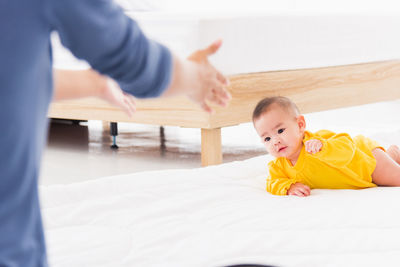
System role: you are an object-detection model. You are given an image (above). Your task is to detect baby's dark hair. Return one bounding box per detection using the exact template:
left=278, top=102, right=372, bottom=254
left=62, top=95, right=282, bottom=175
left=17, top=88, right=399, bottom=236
left=252, top=96, right=300, bottom=122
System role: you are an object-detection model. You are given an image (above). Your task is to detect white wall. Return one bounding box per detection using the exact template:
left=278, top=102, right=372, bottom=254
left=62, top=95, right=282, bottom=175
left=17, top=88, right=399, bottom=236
left=116, top=0, right=400, bottom=14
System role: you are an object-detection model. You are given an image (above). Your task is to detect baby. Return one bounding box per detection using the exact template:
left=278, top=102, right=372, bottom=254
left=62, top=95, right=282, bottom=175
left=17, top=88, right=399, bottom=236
left=252, top=96, right=400, bottom=197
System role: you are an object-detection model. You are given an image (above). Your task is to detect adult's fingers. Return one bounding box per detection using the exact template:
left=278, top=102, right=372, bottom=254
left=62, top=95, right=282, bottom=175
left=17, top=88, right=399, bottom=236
left=122, top=101, right=134, bottom=118
left=126, top=94, right=137, bottom=110
left=208, top=90, right=229, bottom=108
left=200, top=101, right=213, bottom=114
left=123, top=95, right=136, bottom=117
left=216, top=71, right=229, bottom=86
left=188, top=40, right=222, bottom=61
left=203, top=39, right=222, bottom=56
left=214, top=71, right=232, bottom=101
left=206, top=88, right=229, bottom=107
left=209, top=77, right=231, bottom=105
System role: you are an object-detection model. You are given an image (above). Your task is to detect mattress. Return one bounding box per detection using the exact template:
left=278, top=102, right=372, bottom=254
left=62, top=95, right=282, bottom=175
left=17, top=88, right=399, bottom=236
left=40, top=126, right=400, bottom=267
left=52, top=11, right=400, bottom=75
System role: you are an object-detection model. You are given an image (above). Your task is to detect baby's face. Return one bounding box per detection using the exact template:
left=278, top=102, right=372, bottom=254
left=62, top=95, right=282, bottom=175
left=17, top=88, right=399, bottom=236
left=254, top=105, right=305, bottom=161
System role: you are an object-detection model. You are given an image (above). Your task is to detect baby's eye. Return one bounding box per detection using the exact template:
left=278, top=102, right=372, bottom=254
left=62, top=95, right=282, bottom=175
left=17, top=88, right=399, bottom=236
left=264, top=137, right=271, bottom=142
left=278, top=128, right=285, bottom=134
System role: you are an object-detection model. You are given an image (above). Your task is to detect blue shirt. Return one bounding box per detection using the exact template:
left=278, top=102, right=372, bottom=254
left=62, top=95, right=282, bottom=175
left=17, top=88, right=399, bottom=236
left=0, top=0, right=172, bottom=266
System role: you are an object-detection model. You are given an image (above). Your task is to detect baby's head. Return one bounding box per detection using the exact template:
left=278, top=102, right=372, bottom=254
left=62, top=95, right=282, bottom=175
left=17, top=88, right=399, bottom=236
left=253, top=96, right=306, bottom=161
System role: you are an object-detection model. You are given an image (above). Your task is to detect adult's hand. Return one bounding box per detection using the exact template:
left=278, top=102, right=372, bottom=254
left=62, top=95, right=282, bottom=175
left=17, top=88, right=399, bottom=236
left=102, top=78, right=136, bottom=118
left=163, top=40, right=231, bottom=113
left=53, top=69, right=136, bottom=117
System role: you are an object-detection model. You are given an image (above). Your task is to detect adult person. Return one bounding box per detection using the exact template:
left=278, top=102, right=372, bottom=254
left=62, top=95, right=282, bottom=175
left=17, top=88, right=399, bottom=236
left=0, top=0, right=230, bottom=266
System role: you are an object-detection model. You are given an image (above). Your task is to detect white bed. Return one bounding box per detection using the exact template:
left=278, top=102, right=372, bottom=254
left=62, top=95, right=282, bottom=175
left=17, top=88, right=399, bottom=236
left=41, top=100, right=400, bottom=267
left=42, top=182, right=400, bottom=267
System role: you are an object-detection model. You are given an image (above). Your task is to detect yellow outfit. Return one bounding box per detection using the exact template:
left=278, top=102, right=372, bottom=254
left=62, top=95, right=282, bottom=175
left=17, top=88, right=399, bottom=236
left=267, top=130, right=383, bottom=195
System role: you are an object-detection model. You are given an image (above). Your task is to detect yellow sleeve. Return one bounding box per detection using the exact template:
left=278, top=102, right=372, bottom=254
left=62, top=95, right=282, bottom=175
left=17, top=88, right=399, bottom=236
left=308, top=132, right=356, bottom=167
left=313, top=129, right=336, bottom=139
left=266, top=161, right=297, bottom=195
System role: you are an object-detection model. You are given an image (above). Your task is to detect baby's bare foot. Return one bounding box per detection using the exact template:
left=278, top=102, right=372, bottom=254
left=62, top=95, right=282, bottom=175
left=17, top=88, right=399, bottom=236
left=387, top=145, right=400, bottom=164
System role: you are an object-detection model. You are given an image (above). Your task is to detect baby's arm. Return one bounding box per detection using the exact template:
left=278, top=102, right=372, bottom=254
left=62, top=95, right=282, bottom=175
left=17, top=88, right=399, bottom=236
left=287, top=182, right=311, bottom=197
left=267, top=161, right=309, bottom=196
left=305, top=132, right=355, bottom=167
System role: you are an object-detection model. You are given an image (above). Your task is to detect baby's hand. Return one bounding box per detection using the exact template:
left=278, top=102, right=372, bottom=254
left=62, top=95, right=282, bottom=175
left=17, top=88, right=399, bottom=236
left=287, top=182, right=311, bottom=197
left=305, top=139, right=323, bottom=154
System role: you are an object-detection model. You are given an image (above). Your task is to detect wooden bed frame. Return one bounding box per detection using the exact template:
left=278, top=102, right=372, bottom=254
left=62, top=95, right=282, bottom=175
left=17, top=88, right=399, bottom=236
left=48, top=60, right=400, bottom=166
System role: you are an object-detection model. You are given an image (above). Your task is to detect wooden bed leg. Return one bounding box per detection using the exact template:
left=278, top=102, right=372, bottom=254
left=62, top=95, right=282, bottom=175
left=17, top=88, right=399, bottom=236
left=201, top=128, right=222, bottom=166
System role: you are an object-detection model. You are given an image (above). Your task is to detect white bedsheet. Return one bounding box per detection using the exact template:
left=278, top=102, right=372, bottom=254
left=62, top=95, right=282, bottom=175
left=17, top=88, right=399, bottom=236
left=40, top=128, right=400, bottom=267
left=52, top=12, right=400, bottom=75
